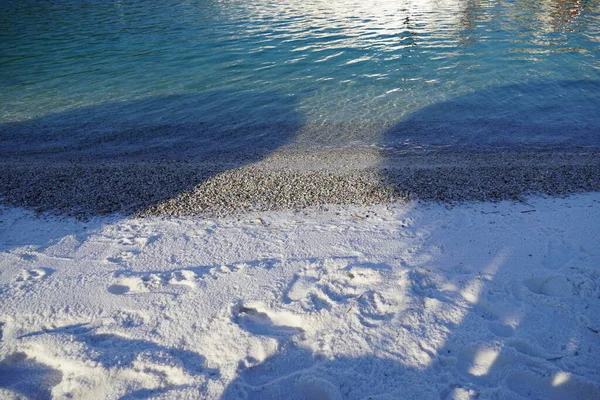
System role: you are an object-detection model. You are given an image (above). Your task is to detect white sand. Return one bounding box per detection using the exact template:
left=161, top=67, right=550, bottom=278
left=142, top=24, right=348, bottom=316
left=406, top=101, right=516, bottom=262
left=1, top=194, right=599, bottom=399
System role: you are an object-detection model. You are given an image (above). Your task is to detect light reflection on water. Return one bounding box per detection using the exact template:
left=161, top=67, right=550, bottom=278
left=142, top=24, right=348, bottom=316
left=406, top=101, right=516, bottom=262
left=0, top=0, right=599, bottom=149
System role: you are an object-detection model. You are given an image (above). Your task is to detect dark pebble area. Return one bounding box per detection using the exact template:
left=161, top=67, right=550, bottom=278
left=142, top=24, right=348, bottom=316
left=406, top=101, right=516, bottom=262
left=0, top=149, right=599, bottom=218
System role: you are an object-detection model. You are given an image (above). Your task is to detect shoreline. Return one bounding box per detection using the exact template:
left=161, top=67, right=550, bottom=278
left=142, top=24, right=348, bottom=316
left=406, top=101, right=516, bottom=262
left=1, top=148, right=599, bottom=218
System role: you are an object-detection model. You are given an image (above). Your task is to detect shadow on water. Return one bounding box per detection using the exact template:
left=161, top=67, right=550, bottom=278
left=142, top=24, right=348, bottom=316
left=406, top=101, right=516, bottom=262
left=381, top=80, right=600, bottom=150
left=0, top=91, right=302, bottom=162
left=1, top=81, right=599, bottom=215
left=2, top=82, right=600, bottom=399
left=0, top=90, right=302, bottom=217
left=377, top=80, right=600, bottom=201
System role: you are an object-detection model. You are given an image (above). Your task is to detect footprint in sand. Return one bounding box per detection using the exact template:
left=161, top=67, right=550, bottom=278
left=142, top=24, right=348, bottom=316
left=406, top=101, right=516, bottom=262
left=455, top=344, right=515, bottom=384
left=232, top=303, right=305, bottom=338
left=106, top=261, right=253, bottom=295
left=543, top=240, right=579, bottom=270
left=107, top=283, right=131, bottom=295
left=116, top=235, right=160, bottom=248
left=110, top=310, right=149, bottom=328
left=285, top=259, right=388, bottom=310
left=228, top=365, right=341, bottom=400
left=107, top=235, right=161, bottom=264
left=524, top=272, right=600, bottom=299
left=472, top=298, right=503, bottom=322
left=15, top=268, right=54, bottom=287
left=106, top=250, right=139, bottom=264
left=506, top=370, right=600, bottom=400
left=355, top=291, right=395, bottom=328
left=0, top=352, right=63, bottom=399
left=488, top=322, right=515, bottom=338
left=507, top=339, right=558, bottom=359
left=284, top=260, right=400, bottom=330
left=410, top=267, right=444, bottom=294
left=290, top=376, right=342, bottom=400
left=524, top=275, right=573, bottom=297
left=285, top=275, right=319, bottom=303
left=108, top=269, right=198, bottom=295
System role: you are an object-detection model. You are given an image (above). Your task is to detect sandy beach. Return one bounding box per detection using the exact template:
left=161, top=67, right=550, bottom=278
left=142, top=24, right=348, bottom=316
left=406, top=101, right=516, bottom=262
left=1, top=144, right=600, bottom=398
left=1, top=191, right=599, bottom=399
left=2, top=0, right=600, bottom=397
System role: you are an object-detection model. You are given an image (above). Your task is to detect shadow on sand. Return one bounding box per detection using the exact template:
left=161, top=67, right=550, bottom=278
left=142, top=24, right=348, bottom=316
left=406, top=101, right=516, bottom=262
left=377, top=80, right=600, bottom=202
left=219, top=80, right=600, bottom=400
left=0, top=323, right=219, bottom=400
left=0, top=90, right=302, bottom=218
left=220, top=247, right=600, bottom=400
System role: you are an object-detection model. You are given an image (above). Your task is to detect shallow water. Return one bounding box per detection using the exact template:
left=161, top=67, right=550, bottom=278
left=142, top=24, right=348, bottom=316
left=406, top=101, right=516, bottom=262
left=1, top=0, right=599, bottom=154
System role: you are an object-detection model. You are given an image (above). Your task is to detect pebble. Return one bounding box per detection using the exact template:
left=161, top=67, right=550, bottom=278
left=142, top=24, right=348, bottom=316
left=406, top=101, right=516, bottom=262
left=0, top=149, right=599, bottom=218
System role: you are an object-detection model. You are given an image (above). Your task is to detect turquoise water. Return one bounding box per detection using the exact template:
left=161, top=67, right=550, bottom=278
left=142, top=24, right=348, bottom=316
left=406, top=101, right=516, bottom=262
left=1, top=0, right=599, bottom=156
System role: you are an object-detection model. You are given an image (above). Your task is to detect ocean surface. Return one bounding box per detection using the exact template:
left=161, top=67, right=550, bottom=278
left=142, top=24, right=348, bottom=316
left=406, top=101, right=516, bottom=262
left=1, top=0, right=600, bottom=158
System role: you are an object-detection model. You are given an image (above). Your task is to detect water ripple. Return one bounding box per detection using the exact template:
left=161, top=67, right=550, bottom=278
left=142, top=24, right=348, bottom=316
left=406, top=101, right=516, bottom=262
left=1, top=0, right=599, bottom=148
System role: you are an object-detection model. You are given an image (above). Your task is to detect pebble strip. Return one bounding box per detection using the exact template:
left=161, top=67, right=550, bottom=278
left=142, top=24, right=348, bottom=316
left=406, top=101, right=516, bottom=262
left=0, top=150, right=599, bottom=218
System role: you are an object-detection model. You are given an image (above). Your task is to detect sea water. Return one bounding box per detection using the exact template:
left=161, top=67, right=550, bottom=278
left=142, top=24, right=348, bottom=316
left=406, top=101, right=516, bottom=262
left=1, top=0, right=599, bottom=157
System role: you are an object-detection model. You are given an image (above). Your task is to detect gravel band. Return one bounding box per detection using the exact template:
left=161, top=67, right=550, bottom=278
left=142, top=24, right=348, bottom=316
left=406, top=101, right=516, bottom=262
left=1, top=149, right=599, bottom=218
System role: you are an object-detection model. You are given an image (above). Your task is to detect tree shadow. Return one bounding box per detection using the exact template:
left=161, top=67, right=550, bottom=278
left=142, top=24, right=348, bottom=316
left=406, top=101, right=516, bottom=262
left=379, top=80, right=600, bottom=201
left=221, top=245, right=600, bottom=400
left=0, top=89, right=302, bottom=218
left=222, top=345, right=442, bottom=399
left=381, top=80, right=600, bottom=150
left=0, top=352, right=63, bottom=400
left=7, top=323, right=220, bottom=399
left=428, top=252, right=600, bottom=400
left=0, top=90, right=302, bottom=162
left=18, top=323, right=219, bottom=377
left=118, top=385, right=191, bottom=400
